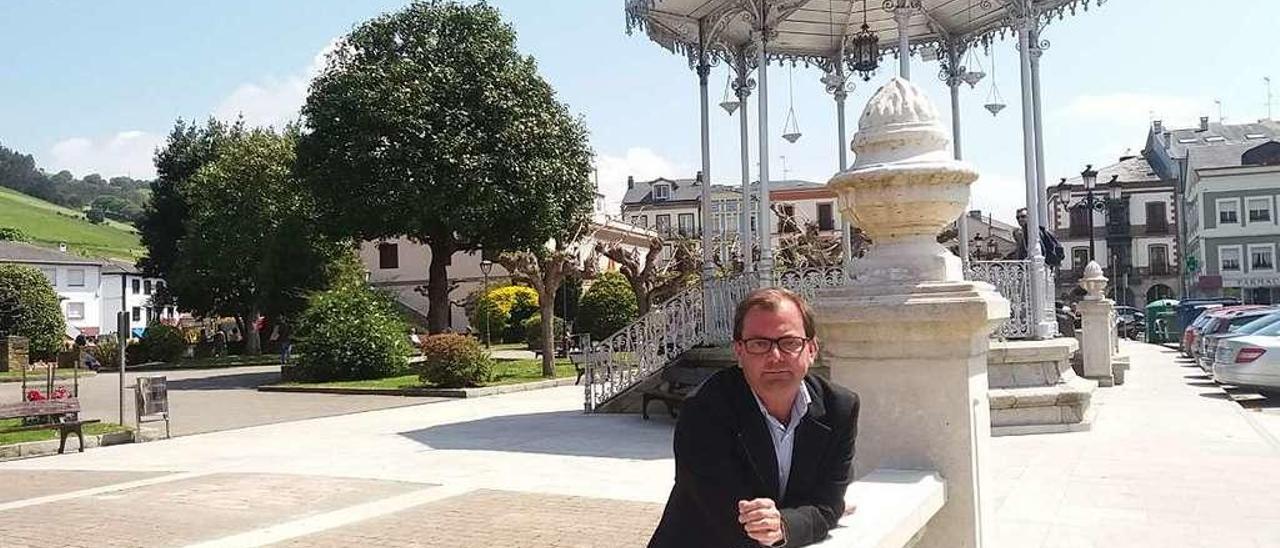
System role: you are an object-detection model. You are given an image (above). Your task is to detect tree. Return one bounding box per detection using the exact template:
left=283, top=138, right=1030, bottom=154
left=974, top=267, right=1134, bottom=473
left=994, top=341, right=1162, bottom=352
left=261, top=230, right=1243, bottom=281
left=595, top=236, right=699, bottom=315
left=298, top=1, right=595, bottom=334
left=0, top=264, right=64, bottom=359
left=577, top=271, right=639, bottom=341
left=496, top=222, right=597, bottom=377
left=138, top=118, right=243, bottom=285
left=166, top=127, right=340, bottom=354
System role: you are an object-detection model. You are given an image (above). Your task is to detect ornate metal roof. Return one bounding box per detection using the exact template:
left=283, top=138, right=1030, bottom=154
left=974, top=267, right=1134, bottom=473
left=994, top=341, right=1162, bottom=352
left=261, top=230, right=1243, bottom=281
left=625, top=0, right=1106, bottom=69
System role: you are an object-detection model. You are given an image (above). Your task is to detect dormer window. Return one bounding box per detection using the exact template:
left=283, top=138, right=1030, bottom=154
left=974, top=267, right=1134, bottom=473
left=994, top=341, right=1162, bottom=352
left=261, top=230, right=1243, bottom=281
left=653, top=184, right=671, bottom=201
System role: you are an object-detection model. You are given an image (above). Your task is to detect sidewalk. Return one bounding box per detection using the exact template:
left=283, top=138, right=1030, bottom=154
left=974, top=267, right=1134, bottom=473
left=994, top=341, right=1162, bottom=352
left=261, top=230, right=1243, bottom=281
left=0, top=341, right=1277, bottom=547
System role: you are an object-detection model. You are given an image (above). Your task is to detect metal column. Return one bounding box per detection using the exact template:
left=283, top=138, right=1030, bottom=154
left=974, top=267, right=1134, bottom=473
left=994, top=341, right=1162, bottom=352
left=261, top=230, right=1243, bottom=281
left=756, top=29, right=774, bottom=277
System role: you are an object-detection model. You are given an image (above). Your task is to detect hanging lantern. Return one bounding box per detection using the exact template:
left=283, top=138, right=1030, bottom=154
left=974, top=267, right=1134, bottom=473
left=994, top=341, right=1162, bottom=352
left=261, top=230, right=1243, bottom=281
left=848, top=23, right=879, bottom=81
left=961, top=69, right=985, bottom=88
left=983, top=103, right=1006, bottom=116
left=719, top=72, right=740, bottom=115
left=983, top=47, right=1005, bottom=116
left=782, top=65, right=802, bottom=143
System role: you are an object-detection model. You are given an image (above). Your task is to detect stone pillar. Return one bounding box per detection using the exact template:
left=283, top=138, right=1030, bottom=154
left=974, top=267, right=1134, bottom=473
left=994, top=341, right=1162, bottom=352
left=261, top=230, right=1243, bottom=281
left=1077, top=261, right=1116, bottom=386
left=816, top=78, right=1008, bottom=548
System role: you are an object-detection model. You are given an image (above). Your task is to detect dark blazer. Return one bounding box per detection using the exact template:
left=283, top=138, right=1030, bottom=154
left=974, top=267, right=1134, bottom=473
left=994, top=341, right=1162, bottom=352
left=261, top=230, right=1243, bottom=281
left=648, top=368, right=860, bottom=548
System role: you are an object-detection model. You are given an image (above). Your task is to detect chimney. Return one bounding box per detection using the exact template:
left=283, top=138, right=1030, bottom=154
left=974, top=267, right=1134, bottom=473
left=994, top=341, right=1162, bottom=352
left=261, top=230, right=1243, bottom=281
left=58, top=242, right=67, bottom=253
left=627, top=175, right=634, bottom=190
left=1199, top=116, right=1210, bottom=131
left=1152, top=120, right=1163, bottom=134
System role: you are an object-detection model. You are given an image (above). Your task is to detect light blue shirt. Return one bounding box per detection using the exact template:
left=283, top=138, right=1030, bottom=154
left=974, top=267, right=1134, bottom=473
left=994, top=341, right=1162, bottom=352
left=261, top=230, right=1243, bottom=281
left=751, top=383, right=812, bottom=499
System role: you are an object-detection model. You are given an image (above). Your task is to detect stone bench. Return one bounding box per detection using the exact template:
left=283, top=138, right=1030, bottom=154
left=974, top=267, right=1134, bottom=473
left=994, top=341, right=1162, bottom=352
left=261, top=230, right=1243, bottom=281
left=813, top=468, right=945, bottom=548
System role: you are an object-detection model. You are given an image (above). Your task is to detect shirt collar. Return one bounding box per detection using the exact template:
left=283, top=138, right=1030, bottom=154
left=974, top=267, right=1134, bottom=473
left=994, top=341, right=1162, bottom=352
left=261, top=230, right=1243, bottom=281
left=751, top=381, right=811, bottom=431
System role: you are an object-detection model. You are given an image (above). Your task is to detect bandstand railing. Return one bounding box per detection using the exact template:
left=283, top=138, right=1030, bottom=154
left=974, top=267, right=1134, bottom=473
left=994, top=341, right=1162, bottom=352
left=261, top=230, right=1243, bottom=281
left=583, top=260, right=1036, bottom=411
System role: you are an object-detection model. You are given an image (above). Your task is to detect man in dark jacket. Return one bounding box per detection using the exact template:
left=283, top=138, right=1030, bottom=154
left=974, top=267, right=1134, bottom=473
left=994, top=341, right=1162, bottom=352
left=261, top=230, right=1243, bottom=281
left=648, top=288, right=860, bottom=548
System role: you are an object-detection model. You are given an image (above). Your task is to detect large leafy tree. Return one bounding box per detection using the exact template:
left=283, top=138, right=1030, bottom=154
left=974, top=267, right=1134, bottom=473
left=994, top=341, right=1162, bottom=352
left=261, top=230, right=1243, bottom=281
left=298, top=1, right=595, bottom=333
left=138, top=118, right=243, bottom=285
left=167, top=127, right=341, bottom=354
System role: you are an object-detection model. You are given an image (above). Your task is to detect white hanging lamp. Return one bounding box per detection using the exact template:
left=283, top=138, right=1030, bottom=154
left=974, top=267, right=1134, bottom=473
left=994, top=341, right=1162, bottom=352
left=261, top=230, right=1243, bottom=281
left=782, top=65, right=802, bottom=143
left=959, top=0, right=985, bottom=88
left=983, top=50, right=1006, bottom=116
left=720, top=72, right=740, bottom=115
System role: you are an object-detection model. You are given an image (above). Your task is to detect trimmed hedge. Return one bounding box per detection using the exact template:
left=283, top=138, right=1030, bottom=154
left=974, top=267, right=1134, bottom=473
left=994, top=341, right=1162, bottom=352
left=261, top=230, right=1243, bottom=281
left=471, top=285, right=538, bottom=344
left=135, top=323, right=186, bottom=363
left=577, top=272, right=638, bottom=341
left=294, top=283, right=411, bottom=382
left=416, top=333, right=492, bottom=388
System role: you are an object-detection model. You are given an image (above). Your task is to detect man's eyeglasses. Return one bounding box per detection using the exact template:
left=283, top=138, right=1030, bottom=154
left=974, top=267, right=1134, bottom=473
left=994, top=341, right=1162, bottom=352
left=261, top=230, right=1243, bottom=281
left=737, top=336, right=811, bottom=355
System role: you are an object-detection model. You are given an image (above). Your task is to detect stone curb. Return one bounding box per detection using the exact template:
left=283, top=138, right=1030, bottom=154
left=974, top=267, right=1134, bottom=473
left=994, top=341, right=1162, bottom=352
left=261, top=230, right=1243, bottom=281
left=257, top=376, right=579, bottom=398
left=0, top=429, right=135, bottom=461
left=0, top=371, right=99, bottom=384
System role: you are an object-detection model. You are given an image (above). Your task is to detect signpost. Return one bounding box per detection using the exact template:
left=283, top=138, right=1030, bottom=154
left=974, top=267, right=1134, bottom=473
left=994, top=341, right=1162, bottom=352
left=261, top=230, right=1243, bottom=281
left=135, top=375, right=171, bottom=439
left=117, top=311, right=128, bottom=425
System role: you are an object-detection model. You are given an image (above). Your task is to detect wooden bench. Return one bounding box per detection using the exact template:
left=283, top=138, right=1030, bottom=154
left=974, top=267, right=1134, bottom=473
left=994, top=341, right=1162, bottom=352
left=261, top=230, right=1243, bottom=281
left=640, top=366, right=719, bottom=420
left=0, top=399, right=100, bottom=454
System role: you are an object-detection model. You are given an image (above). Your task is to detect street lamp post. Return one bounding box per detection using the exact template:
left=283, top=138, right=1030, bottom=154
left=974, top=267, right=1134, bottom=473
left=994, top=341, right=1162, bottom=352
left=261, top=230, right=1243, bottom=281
left=479, top=259, right=493, bottom=348
left=1071, top=165, right=1106, bottom=263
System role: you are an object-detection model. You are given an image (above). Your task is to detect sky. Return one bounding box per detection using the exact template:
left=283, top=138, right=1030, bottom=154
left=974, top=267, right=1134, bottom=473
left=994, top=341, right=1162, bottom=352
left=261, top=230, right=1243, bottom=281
left=2, top=1, right=1278, bottom=223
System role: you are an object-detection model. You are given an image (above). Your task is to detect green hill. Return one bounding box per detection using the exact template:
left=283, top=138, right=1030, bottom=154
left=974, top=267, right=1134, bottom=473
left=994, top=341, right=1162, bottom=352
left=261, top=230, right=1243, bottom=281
left=0, top=186, right=144, bottom=260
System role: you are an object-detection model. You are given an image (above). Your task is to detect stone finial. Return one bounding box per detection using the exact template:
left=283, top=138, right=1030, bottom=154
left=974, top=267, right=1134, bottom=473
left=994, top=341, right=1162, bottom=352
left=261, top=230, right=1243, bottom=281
left=1079, top=260, right=1108, bottom=300
left=829, top=77, right=979, bottom=285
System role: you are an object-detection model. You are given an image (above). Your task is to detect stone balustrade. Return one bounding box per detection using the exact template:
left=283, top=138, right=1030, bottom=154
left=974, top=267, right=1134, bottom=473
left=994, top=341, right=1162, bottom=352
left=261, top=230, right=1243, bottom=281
left=814, top=469, right=945, bottom=548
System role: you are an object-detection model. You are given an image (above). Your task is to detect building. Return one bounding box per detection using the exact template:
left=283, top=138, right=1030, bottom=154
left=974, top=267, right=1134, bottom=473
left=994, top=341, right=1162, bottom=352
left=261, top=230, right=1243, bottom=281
left=360, top=199, right=658, bottom=333
left=1046, top=154, right=1179, bottom=307
left=619, top=174, right=841, bottom=263
left=1144, top=117, right=1280, bottom=302
left=0, top=241, right=177, bottom=338
left=946, top=210, right=1018, bottom=260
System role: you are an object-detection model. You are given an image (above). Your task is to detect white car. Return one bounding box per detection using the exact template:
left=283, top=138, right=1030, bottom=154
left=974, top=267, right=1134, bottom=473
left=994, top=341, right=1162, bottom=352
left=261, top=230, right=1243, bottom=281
left=1213, top=333, right=1280, bottom=398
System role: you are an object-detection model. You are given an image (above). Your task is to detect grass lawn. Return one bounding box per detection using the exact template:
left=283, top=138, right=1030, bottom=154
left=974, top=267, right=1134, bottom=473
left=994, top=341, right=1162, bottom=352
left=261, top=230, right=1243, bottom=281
left=284, top=358, right=575, bottom=390
left=0, top=369, right=97, bottom=383
left=0, top=418, right=130, bottom=446
left=0, top=187, right=143, bottom=260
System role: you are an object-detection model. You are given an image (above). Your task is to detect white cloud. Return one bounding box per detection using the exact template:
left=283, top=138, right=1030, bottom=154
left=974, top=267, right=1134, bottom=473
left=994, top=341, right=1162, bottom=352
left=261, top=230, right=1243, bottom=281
left=595, top=147, right=690, bottom=216
left=46, top=131, right=164, bottom=179
left=1057, top=92, right=1213, bottom=130
left=213, top=38, right=340, bottom=128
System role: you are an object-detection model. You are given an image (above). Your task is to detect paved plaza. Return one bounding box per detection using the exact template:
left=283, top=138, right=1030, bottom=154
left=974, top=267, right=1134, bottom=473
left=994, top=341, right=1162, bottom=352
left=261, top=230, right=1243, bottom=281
left=1, top=340, right=1279, bottom=547
left=0, top=365, right=446, bottom=436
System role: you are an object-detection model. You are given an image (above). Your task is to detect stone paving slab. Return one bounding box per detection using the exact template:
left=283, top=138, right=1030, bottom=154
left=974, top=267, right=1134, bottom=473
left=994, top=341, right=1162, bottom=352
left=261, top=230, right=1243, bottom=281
left=0, top=473, right=429, bottom=548
left=271, top=489, right=663, bottom=548
left=0, top=469, right=169, bottom=503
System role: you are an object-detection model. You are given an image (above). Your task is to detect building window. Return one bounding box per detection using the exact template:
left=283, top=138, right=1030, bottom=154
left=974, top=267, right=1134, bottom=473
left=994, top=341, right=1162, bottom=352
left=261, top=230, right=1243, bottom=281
left=132, top=279, right=140, bottom=294
left=817, top=203, right=835, bottom=231
left=630, top=215, right=647, bottom=229
left=144, top=280, right=153, bottom=294
left=67, top=269, right=85, bottom=287
left=131, top=307, right=141, bottom=322
left=1149, top=245, right=1169, bottom=275
left=378, top=242, right=399, bottom=269
left=678, top=213, right=695, bottom=237
left=655, top=214, right=672, bottom=235
left=1072, top=247, right=1090, bottom=271
left=1145, top=202, right=1168, bottom=233
left=1069, top=207, right=1091, bottom=237
left=1220, top=246, right=1242, bottom=272
left=1247, top=197, right=1273, bottom=224
left=1217, top=198, right=1240, bottom=225
left=653, top=184, right=671, bottom=201
left=1249, top=244, right=1275, bottom=272
left=65, top=302, right=84, bottom=320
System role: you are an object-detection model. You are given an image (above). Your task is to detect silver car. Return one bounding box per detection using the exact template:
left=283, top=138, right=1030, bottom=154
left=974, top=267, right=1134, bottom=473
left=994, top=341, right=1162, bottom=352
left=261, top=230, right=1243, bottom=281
left=1213, top=328, right=1280, bottom=398
left=1199, top=310, right=1280, bottom=372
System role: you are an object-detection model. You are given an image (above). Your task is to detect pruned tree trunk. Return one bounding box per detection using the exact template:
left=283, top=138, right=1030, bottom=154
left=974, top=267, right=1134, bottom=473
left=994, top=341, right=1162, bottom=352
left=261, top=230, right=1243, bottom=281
left=538, top=292, right=556, bottom=378
left=426, top=240, right=454, bottom=334
left=245, top=309, right=262, bottom=355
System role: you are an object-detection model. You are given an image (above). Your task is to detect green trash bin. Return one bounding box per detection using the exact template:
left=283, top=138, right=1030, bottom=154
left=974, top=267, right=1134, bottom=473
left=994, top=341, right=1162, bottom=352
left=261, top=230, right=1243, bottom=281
left=1145, top=299, right=1179, bottom=344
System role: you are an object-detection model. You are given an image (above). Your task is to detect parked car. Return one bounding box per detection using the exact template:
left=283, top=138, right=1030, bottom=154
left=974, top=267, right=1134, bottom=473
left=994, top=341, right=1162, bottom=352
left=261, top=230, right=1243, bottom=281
left=1115, top=306, right=1145, bottom=340
left=1198, top=308, right=1280, bottom=372
left=1175, top=298, right=1242, bottom=338
left=1213, top=330, right=1280, bottom=398
left=1186, top=306, right=1270, bottom=361
left=1182, top=308, right=1224, bottom=357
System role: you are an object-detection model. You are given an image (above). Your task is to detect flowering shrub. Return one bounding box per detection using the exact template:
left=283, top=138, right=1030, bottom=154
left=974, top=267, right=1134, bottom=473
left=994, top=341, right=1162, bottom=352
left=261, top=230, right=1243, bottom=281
left=26, top=386, right=70, bottom=401
left=416, top=333, right=492, bottom=388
